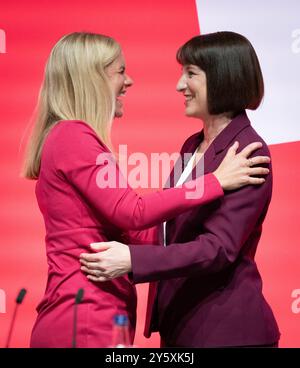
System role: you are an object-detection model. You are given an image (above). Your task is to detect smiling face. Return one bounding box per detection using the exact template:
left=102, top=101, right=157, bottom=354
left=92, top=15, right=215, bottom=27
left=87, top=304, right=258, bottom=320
left=105, top=52, right=133, bottom=118
left=176, top=64, right=209, bottom=119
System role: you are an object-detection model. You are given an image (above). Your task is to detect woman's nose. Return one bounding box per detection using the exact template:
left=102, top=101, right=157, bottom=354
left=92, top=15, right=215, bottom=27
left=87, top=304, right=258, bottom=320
left=125, top=74, right=133, bottom=87
left=176, top=75, right=187, bottom=91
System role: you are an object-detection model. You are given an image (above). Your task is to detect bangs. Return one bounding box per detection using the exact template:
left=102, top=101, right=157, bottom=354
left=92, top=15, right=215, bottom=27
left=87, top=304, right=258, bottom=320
left=176, top=41, right=199, bottom=66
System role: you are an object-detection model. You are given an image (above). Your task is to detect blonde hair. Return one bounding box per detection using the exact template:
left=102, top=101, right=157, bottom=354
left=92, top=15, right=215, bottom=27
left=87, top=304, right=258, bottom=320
left=23, top=32, right=121, bottom=179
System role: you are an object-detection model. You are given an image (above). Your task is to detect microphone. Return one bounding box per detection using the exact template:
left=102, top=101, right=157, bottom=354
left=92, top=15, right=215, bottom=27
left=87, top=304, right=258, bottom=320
left=16, top=289, right=27, bottom=304
left=72, top=288, right=84, bottom=348
left=5, top=288, right=27, bottom=348
left=75, top=288, right=84, bottom=304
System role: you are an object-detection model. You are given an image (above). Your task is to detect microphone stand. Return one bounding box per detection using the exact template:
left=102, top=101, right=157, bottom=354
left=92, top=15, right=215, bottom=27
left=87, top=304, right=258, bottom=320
left=5, top=288, right=27, bottom=348
left=72, top=288, right=84, bottom=348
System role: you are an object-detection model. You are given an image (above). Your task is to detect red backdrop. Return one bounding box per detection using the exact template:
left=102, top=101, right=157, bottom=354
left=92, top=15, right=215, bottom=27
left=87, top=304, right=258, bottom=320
left=0, top=0, right=299, bottom=348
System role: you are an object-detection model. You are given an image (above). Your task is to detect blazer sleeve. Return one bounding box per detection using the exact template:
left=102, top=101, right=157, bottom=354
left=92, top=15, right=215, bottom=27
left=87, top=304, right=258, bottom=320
left=51, top=121, right=223, bottom=230
left=129, top=152, right=272, bottom=283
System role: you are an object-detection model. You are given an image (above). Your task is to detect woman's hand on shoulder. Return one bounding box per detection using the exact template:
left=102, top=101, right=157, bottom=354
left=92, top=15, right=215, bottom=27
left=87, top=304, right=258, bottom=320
left=213, top=141, right=270, bottom=191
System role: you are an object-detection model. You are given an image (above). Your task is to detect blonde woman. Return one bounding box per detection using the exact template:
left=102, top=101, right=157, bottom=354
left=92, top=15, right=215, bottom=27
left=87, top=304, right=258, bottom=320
left=24, top=32, right=270, bottom=347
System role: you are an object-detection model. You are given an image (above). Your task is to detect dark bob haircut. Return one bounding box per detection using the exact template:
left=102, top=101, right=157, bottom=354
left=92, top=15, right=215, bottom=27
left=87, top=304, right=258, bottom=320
left=176, top=31, right=264, bottom=116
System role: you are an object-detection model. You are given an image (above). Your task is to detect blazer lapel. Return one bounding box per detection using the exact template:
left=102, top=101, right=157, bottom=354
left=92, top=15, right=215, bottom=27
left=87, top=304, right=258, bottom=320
left=185, top=111, right=252, bottom=181
left=145, top=131, right=203, bottom=338
left=167, top=132, right=202, bottom=189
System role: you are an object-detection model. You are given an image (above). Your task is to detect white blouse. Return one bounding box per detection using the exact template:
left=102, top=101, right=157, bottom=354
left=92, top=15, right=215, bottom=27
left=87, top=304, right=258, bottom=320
left=163, top=149, right=198, bottom=246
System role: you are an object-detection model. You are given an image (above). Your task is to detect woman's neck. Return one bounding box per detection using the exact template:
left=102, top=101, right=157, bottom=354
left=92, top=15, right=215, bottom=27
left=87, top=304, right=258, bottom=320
left=201, top=114, right=232, bottom=148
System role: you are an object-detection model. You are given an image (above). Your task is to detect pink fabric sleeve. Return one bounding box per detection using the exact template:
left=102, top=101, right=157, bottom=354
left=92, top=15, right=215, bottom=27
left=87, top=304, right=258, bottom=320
left=52, top=121, right=224, bottom=230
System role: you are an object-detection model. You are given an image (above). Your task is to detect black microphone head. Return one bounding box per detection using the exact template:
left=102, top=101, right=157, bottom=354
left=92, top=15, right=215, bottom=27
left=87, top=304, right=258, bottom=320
left=75, top=288, right=84, bottom=304
left=16, top=288, right=27, bottom=304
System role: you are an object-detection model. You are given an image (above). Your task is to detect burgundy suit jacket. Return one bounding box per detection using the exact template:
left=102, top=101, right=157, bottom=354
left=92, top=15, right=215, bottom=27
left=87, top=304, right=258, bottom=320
left=129, top=112, right=280, bottom=347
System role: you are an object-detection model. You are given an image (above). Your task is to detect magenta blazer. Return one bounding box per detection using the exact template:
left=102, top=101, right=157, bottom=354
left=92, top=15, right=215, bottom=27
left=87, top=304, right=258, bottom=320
left=129, top=112, right=280, bottom=347
left=30, top=120, right=223, bottom=348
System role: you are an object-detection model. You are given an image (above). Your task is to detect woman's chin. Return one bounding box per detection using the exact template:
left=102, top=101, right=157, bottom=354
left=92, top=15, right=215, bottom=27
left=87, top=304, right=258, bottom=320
left=185, top=107, right=202, bottom=119
left=114, top=109, right=123, bottom=118
left=185, top=109, right=196, bottom=118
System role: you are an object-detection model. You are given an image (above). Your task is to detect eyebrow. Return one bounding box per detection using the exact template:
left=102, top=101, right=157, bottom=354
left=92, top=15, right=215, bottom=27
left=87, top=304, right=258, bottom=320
left=184, top=65, right=201, bottom=73
left=185, top=65, right=198, bottom=70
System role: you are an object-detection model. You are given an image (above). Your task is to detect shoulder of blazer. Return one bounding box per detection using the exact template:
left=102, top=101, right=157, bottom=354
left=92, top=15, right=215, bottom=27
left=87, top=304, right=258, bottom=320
left=46, top=119, right=109, bottom=152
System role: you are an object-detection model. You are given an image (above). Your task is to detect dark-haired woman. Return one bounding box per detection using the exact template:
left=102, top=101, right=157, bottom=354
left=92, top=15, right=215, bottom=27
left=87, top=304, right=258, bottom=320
left=80, top=31, right=280, bottom=348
